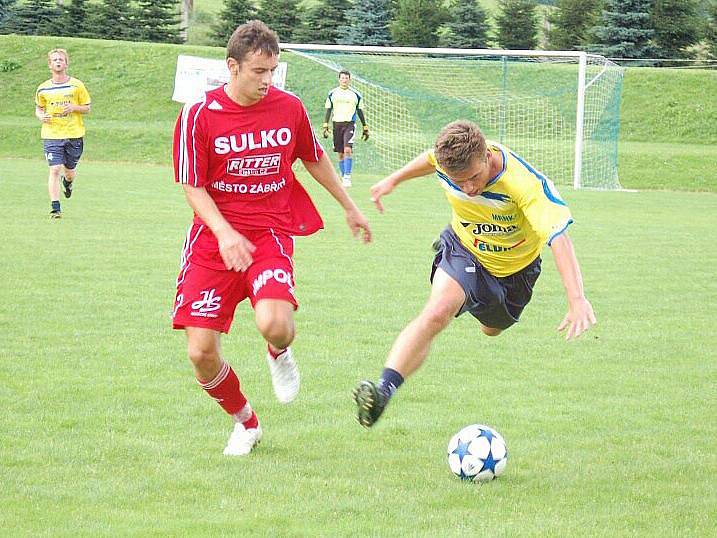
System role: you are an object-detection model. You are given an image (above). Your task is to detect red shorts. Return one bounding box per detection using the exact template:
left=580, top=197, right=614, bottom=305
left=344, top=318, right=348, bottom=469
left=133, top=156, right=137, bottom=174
left=172, top=226, right=297, bottom=333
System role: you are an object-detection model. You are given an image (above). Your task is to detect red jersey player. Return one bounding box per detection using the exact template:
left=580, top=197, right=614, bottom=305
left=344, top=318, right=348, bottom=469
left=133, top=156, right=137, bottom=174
left=172, top=20, right=371, bottom=456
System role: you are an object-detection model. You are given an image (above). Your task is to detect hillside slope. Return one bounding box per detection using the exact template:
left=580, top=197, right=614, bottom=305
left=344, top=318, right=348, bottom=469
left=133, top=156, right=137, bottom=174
left=1, top=35, right=714, bottom=190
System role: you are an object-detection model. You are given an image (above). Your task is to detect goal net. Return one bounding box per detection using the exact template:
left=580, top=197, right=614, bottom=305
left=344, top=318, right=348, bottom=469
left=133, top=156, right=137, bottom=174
left=280, top=44, right=624, bottom=189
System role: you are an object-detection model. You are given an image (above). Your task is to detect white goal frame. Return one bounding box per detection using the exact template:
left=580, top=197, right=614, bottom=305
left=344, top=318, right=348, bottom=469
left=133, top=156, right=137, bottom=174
left=281, top=43, right=623, bottom=190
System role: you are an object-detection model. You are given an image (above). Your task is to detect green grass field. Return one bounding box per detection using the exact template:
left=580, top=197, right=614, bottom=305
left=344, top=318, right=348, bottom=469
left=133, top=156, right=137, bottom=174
left=1, top=158, right=715, bottom=535
left=1, top=33, right=716, bottom=535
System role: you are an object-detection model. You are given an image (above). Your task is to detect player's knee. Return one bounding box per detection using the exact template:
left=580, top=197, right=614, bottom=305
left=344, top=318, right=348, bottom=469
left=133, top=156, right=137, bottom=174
left=480, top=325, right=503, bottom=337
left=344, top=147, right=353, bottom=156
left=256, top=317, right=295, bottom=349
left=186, top=340, right=220, bottom=371
left=418, top=306, right=454, bottom=333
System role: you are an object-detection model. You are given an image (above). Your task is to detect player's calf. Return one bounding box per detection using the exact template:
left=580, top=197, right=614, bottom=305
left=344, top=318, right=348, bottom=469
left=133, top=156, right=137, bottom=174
left=62, top=175, right=73, bottom=199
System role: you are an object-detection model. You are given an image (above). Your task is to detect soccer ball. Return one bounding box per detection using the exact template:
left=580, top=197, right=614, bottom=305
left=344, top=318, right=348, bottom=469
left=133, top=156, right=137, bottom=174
left=447, top=424, right=508, bottom=482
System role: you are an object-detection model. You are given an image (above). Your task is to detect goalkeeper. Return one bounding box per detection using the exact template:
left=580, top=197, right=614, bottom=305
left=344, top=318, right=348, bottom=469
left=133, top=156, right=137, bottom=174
left=322, top=70, right=368, bottom=187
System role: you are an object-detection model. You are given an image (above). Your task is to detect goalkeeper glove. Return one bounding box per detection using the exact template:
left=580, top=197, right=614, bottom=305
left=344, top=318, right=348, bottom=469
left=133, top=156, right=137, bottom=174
left=322, top=123, right=329, bottom=139
left=362, top=125, right=369, bottom=141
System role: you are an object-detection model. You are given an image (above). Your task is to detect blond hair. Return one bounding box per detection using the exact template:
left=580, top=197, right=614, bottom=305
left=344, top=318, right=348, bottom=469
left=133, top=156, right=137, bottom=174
left=434, top=120, right=488, bottom=173
left=47, top=48, right=69, bottom=64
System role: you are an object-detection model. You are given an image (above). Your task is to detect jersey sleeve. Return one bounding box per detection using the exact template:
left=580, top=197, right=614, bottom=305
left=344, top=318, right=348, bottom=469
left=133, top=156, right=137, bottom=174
left=324, top=92, right=332, bottom=109
left=35, top=86, right=45, bottom=108
left=173, top=101, right=210, bottom=187
left=515, top=174, right=573, bottom=245
left=294, top=102, right=324, bottom=163
left=76, top=81, right=91, bottom=105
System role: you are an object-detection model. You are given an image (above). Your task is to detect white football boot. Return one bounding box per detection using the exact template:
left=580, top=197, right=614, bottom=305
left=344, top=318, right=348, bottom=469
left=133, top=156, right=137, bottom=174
left=342, top=175, right=352, bottom=187
left=223, top=422, right=263, bottom=456
left=266, top=347, right=300, bottom=403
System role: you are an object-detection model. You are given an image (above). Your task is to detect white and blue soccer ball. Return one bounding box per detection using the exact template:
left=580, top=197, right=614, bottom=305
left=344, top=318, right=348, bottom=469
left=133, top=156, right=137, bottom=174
left=447, top=424, right=508, bottom=482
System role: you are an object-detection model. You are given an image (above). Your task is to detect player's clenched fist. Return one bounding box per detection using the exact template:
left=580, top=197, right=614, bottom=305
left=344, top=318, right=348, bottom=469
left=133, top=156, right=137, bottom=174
left=322, top=122, right=329, bottom=139
left=362, top=125, right=369, bottom=141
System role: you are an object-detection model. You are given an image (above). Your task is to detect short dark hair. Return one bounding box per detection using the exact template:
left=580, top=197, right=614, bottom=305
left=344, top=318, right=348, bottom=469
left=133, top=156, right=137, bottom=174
left=434, top=120, right=488, bottom=173
left=339, top=70, right=351, bottom=78
left=226, top=20, right=280, bottom=64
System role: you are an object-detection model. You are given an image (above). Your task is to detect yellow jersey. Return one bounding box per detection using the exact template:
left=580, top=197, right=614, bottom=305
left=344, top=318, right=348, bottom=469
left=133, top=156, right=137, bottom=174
left=35, top=77, right=91, bottom=139
left=325, top=86, right=363, bottom=123
left=427, top=142, right=573, bottom=277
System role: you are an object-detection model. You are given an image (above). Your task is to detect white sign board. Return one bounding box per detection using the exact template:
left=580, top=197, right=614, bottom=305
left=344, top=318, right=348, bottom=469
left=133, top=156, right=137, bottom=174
left=172, top=55, right=288, bottom=104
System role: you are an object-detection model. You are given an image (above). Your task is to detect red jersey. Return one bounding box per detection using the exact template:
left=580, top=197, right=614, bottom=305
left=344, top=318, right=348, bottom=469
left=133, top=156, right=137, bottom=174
left=173, top=85, right=325, bottom=236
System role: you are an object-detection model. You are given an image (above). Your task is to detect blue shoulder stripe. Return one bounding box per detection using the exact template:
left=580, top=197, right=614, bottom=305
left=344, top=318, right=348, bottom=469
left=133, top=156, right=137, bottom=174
left=509, top=150, right=567, bottom=206
left=37, top=85, right=73, bottom=93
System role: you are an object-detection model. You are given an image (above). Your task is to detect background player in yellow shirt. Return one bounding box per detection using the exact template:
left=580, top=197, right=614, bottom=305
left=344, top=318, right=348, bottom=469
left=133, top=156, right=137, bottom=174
left=354, top=120, right=596, bottom=428
left=322, top=70, right=369, bottom=187
left=35, top=48, right=91, bottom=218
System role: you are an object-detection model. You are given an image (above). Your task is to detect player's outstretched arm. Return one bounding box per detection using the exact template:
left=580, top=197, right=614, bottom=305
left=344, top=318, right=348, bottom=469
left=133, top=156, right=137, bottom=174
left=302, top=153, right=372, bottom=244
left=550, top=233, right=596, bottom=340
left=182, top=184, right=256, bottom=271
left=370, top=151, right=435, bottom=213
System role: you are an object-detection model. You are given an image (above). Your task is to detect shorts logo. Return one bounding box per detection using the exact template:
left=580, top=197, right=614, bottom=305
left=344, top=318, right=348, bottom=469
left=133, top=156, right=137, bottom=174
left=252, top=268, right=293, bottom=296
left=46, top=152, right=53, bottom=161
left=227, top=153, right=281, bottom=177
left=190, top=288, right=222, bottom=318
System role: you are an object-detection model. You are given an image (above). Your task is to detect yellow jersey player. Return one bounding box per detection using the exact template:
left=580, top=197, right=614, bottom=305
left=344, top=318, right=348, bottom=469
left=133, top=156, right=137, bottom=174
left=354, top=120, right=596, bottom=428
left=35, top=48, right=91, bottom=218
left=322, top=70, right=368, bottom=187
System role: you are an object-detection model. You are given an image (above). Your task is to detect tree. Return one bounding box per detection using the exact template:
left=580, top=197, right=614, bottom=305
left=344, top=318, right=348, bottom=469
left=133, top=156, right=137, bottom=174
left=592, top=0, right=655, bottom=60
left=651, top=0, right=699, bottom=60
left=180, top=0, right=192, bottom=41
left=339, top=0, right=392, bottom=45
left=391, top=0, right=447, bottom=47
left=438, top=0, right=490, bottom=49
left=91, top=0, right=136, bottom=40
left=294, top=0, right=350, bottom=44
left=135, top=0, right=182, bottom=43
left=1, top=0, right=60, bottom=35
left=58, top=0, right=92, bottom=38
left=496, top=0, right=538, bottom=50
left=0, top=0, right=17, bottom=31
left=212, top=0, right=256, bottom=46
left=256, top=0, right=302, bottom=42
left=547, top=0, right=602, bottom=50
left=708, top=1, right=717, bottom=58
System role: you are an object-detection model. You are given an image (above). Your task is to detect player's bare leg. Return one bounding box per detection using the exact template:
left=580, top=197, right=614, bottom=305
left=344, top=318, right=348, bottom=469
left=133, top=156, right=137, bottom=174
left=354, top=268, right=465, bottom=427
left=63, top=166, right=76, bottom=198
left=186, top=327, right=262, bottom=455
left=48, top=164, right=63, bottom=217
left=255, top=299, right=300, bottom=403
left=480, top=325, right=503, bottom=337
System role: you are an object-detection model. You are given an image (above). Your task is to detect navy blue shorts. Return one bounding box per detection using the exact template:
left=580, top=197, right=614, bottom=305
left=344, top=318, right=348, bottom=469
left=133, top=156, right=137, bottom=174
left=43, top=138, right=84, bottom=168
left=430, top=227, right=541, bottom=330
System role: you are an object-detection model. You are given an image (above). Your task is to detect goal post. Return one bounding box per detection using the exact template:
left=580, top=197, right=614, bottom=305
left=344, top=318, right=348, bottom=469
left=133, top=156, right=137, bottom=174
left=280, top=44, right=624, bottom=190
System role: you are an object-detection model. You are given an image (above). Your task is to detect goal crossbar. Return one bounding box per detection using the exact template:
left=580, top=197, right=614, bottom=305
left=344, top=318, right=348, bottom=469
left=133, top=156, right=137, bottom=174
left=281, top=44, right=624, bottom=190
